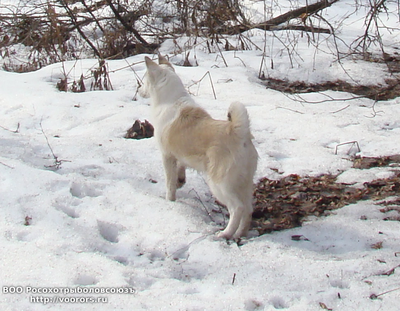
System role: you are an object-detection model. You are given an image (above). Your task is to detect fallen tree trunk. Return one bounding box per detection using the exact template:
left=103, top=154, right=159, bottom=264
left=270, top=25, right=331, bottom=34
left=228, top=0, right=340, bottom=34
left=257, top=0, right=340, bottom=30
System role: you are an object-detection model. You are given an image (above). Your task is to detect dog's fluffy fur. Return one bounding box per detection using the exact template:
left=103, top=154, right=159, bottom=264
left=141, top=56, right=258, bottom=239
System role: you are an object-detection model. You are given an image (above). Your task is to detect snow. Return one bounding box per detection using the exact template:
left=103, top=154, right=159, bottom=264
left=1, top=1, right=400, bottom=310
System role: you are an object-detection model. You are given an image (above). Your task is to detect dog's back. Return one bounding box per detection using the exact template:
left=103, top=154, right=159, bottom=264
left=166, top=103, right=254, bottom=176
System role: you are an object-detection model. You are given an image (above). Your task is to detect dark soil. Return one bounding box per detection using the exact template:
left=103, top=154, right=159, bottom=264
left=252, top=155, right=400, bottom=235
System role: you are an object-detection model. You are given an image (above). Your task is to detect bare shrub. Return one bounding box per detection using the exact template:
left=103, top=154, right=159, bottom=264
left=71, top=74, right=86, bottom=93
left=90, top=59, right=113, bottom=91
left=0, top=0, right=399, bottom=76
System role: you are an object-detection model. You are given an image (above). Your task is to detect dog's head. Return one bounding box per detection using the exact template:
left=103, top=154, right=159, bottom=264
left=138, top=55, right=176, bottom=99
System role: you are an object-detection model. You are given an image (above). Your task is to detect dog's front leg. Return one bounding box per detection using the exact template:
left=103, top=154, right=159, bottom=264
left=163, top=154, right=178, bottom=201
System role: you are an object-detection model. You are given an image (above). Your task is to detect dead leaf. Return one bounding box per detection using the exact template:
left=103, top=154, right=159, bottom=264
left=319, top=302, right=332, bottom=310
left=24, top=216, right=32, bottom=226
left=371, top=242, right=383, bottom=250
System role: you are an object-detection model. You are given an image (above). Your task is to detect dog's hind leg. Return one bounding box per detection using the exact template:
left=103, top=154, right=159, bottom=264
left=208, top=181, right=244, bottom=239
left=218, top=200, right=245, bottom=240
left=162, top=154, right=178, bottom=201
left=208, top=180, right=253, bottom=239
left=232, top=202, right=253, bottom=239
left=177, top=163, right=186, bottom=189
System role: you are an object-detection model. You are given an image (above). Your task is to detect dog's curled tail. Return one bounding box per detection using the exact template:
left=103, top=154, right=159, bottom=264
left=227, top=101, right=252, bottom=139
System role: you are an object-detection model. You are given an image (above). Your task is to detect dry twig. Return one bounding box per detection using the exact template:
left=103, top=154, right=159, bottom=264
left=39, top=121, right=69, bottom=170
left=188, top=71, right=217, bottom=100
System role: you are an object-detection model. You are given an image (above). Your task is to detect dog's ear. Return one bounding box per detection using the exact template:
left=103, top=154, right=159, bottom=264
left=145, top=56, right=157, bottom=69
left=158, top=54, right=169, bottom=65
left=158, top=54, right=175, bottom=71
left=144, top=56, right=161, bottom=76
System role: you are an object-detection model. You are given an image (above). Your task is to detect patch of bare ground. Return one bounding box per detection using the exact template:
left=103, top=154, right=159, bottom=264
left=262, top=78, right=400, bottom=101
left=252, top=155, right=400, bottom=234
left=261, top=55, right=400, bottom=101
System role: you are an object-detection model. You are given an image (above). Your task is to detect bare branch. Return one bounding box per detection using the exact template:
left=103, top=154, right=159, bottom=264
left=233, top=0, right=340, bottom=34
left=59, top=0, right=101, bottom=58
left=105, top=0, right=151, bottom=47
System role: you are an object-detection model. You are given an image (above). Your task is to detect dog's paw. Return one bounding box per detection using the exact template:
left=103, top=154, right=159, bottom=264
left=216, top=231, right=233, bottom=240
left=166, top=192, right=176, bottom=201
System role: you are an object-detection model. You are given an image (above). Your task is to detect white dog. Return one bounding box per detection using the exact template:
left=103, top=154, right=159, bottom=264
left=140, top=55, right=258, bottom=239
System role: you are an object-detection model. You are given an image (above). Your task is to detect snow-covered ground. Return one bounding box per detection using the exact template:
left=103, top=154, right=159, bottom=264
left=1, top=1, right=400, bottom=310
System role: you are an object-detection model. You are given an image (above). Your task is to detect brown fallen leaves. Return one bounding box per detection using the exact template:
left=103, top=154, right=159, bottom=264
left=252, top=174, right=364, bottom=234
left=353, top=154, right=400, bottom=169
left=379, top=198, right=400, bottom=221
left=261, top=77, right=400, bottom=101
left=252, top=155, right=400, bottom=235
